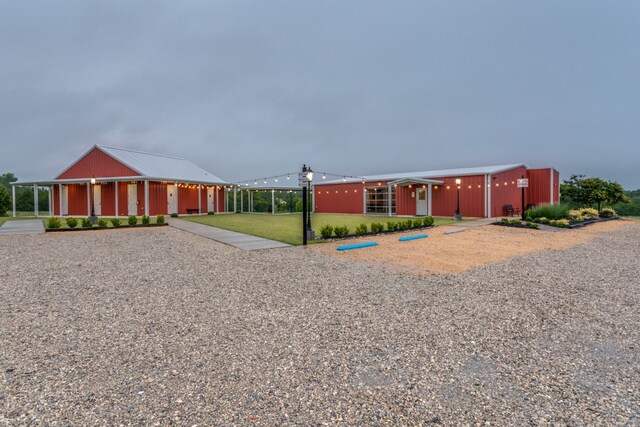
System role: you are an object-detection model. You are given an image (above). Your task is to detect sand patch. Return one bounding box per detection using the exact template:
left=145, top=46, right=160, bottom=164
left=310, top=219, right=631, bottom=275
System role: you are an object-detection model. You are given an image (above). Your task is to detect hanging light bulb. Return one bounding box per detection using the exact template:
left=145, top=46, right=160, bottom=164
left=343, top=177, right=346, bottom=182
left=254, top=181, right=257, bottom=185
left=275, top=177, right=278, bottom=182
left=286, top=174, right=290, bottom=180
left=264, top=179, right=267, bottom=184
left=322, top=174, right=326, bottom=179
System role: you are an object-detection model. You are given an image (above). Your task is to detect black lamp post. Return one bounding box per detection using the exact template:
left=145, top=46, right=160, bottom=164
left=90, top=176, right=97, bottom=224
left=301, top=164, right=314, bottom=245
left=454, top=178, right=462, bottom=220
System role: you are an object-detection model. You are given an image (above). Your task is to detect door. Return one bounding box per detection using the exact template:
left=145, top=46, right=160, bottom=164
left=61, top=185, right=68, bottom=216
left=207, top=187, right=214, bottom=212
left=127, top=184, right=137, bottom=215
left=167, top=184, right=176, bottom=214
left=93, top=184, right=102, bottom=216
left=416, top=188, right=427, bottom=216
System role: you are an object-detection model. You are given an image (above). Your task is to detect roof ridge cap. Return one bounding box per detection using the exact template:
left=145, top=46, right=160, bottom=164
left=97, top=144, right=186, bottom=161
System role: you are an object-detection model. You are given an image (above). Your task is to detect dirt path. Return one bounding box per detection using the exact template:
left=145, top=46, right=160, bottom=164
left=311, top=219, right=633, bottom=275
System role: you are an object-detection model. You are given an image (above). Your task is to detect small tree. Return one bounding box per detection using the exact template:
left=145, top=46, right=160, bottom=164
left=0, top=186, right=11, bottom=216
left=561, top=175, right=629, bottom=212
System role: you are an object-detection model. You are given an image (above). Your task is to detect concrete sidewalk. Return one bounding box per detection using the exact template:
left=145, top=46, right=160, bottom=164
left=0, top=220, right=45, bottom=236
left=169, top=219, right=292, bottom=250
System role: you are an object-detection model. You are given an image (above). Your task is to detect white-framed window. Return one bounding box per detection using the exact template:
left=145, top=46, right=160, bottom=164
left=365, top=187, right=396, bottom=214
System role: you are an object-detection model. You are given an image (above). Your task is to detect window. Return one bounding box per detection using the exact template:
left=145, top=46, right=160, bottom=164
left=365, top=186, right=396, bottom=214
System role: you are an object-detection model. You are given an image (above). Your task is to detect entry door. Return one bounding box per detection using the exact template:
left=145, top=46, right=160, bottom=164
left=127, top=184, right=137, bottom=215
left=167, top=184, right=176, bottom=214
left=93, top=185, right=102, bottom=216
left=416, top=188, right=427, bottom=216
left=207, top=187, right=214, bottom=212
left=61, top=185, right=68, bottom=216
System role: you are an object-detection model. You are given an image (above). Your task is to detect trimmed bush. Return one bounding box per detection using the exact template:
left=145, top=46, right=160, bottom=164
left=97, top=219, right=108, bottom=227
left=156, top=214, right=165, bottom=224
left=599, top=208, right=617, bottom=218
left=549, top=219, right=570, bottom=228
left=580, top=208, right=599, bottom=218
left=320, top=225, right=333, bottom=239
left=526, top=222, right=539, bottom=229
left=170, top=213, right=179, bottom=218
left=568, top=210, right=585, bottom=222
left=386, top=221, right=397, bottom=232
left=333, top=226, right=349, bottom=238
left=65, top=217, right=78, bottom=228
left=128, top=215, right=138, bottom=225
left=370, top=222, right=384, bottom=233
left=500, top=218, right=510, bottom=224
left=207, top=211, right=215, bottom=215
left=141, top=215, right=150, bottom=225
left=355, top=223, right=368, bottom=236
left=81, top=218, right=92, bottom=228
left=423, top=216, right=434, bottom=227
left=111, top=218, right=121, bottom=227
left=526, top=204, right=570, bottom=220
left=47, top=217, right=62, bottom=229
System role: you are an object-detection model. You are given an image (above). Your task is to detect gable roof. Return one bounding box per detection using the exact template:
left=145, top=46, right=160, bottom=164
left=316, top=164, right=525, bottom=185
left=57, top=145, right=226, bottom=184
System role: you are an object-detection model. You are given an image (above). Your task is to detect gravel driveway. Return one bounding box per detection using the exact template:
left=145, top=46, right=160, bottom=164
left=1, top=223, right=638, bottom=425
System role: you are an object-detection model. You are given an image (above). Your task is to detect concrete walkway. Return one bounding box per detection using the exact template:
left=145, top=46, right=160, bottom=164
left=0, top=220, right=45, bottom=236
left=169, top=219, right=291, bottom=250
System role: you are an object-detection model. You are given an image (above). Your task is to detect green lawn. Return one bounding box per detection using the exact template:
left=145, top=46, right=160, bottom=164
left=0, top=212, right=45, bottom=226
left=184, top=213, right=460, bottom=245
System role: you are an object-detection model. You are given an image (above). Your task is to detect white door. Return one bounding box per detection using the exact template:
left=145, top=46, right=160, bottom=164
left=167, top=184, right=176, bottom=214
left=61, top=185, right=68, bottom=216
left=416, top=188, right=427, bottom=216
left=93, top=185, right=102, bottom=216
left=207, top=187, right=214, bottom=212
left=127, top=184, right=137, bottom=215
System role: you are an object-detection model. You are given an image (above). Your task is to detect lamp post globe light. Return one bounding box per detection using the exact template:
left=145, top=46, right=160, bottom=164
left=454, top=178, right=462, bottom=221
left=90, top=176, right=97, bottom=224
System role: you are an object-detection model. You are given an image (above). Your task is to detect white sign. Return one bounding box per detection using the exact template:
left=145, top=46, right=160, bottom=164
left=517, top=178, right=529, bottom=188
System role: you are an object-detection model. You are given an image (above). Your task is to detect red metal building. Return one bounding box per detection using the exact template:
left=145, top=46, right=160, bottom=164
left=314, top=164, right=559, bottom=218
left=14, top=145, right=229, bottom=217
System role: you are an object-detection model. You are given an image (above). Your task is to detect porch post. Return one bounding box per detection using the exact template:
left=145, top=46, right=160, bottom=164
left=272, top=189, right=275, bottom=215
left=48, top=187, right=52, bottom=216
left=58, top=183, right=62, bottom=216
left=388, top=185, right=392, bottom=217
left=240, top=189, right=244, bottom=213
left=427, top=184, right=433, bottom=216
left=115, top=181, right=119, bottom=217
left=33, top=184, right=39, bottom=217
left=174, top=181, right=179, bottom=214
left=12, top=184, right=16, bottom=218
left=198, top=185, right=202, bottom=214
left=86, top=182, right=91, bottom=216
left=234, top=187, right=237, bottom=213
left=144, top=180, right=149, bottom=216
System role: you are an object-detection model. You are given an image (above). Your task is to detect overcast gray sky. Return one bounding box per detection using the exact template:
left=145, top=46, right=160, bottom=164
left=1, top=1, right=639, bottom=188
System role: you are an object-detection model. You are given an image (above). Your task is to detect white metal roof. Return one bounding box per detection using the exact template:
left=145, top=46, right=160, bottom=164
left=316, top=164, right=525, bottom=185
left=96, top=145, right=226, bottom=184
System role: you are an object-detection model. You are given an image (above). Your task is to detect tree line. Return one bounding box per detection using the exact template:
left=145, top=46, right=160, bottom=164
left=0, top=173, right=50, bottom=216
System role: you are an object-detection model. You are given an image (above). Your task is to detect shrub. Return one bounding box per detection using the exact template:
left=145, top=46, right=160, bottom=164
left=170, top=213, right=179, bottom=218
left=0, top=186, right=10, bottom=217
left=47, top=217, right=61, bottom=229
left=355, top=223, right=368, bottom=236
left=526, top=222, right=539, bottom=229
left=81, top=218, right=92, bottom=228
left=509, top=219, right=522, bottom=225
left=333, top=226, right=349, bottom=238
left=599, top=208, right=617, bottom=218
left=97, top=219, right=108, bottom=227
left=526, top=204, right=570, bottom=220
left=111, top=218, right=121, bottom=227
left=580, top=208, right=599, bottom=218
left=65, top=217, right=78, bottom=228
left=370, top=222, right=384, bottom=233
left=423, top=216, right=434, bottom=227
left=500, top=218, right=510, bottom=224
left=207, top=211, right=215, bottom=215
left=568, top=210, right=585, bottom=222
left=549, top=219, right=570, bottom=228
left=128, top=215, right=138, bottom=225
left=397, top=220, right=410, bottom=231
left=141, top=215, right=150, bottom=225
left=320, top=225, right=334, bottom=239
left=386, top=221, right=397, bottom=232
left=156, top=214, right=165, bottom=224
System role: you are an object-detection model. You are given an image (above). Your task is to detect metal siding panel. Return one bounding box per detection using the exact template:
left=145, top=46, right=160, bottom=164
left=314, top=183, right=365, bottom=214
left=396, top=186, right=416, bottom=216
left=553, top=170, right=560, bottom=204
left=526, top=168, right=551, bottom=206
left=431, top=175, right=485, bottom=217
left=99, top=183, right=116, bottom=216
left=490, top=167, right=528, bottom=216
left=52, top=185, right=60, bottom=216
left=57, top=147, right=141, bottom=179
left=67, top=184, right=88, bottom=216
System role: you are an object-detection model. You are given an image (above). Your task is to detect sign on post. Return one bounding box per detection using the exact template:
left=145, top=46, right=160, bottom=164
left=517, top=178, right=529, bottom=188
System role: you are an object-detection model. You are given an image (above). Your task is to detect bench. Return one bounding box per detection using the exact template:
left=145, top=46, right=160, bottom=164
left=186, top=208, right=200, bottom=214
left=504, top=204, right=520, bottom=217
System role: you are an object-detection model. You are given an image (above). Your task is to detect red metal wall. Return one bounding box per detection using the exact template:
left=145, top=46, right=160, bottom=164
left=490, top=166, right=528, bottom=217
left=57, top=147, right=140, bottom=179
left=314, top=183, right=366, bottom=214
left=67, top=183, right=89, bottom=216
left=98, top=183, right=116, bottom=216
left=52, top=185, right=60, bottom=216
left=553, top=169, right=560, bottom=204
left=526, top=168, right=551, bottom=207
left=396, top=185, right=416, bottom=216
left=431, top=175, right=486, bottom=217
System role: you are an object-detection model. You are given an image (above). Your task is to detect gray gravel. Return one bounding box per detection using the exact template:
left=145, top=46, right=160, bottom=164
left=1, top=222, right=639, bottom=425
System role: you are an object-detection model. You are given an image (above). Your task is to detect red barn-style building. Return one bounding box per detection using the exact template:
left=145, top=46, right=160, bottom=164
left=14, top=145, right=229, bottom=217
left=313, top=164, right=559, bottom=218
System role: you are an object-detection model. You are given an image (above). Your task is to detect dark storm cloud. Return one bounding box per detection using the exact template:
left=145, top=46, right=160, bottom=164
left=1, top=1, right=639, bottom=187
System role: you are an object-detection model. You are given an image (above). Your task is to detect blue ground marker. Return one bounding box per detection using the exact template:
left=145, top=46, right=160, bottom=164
left=399, top=234, right=428, bottom=242
left=337, top=242, right=378, bottom=251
